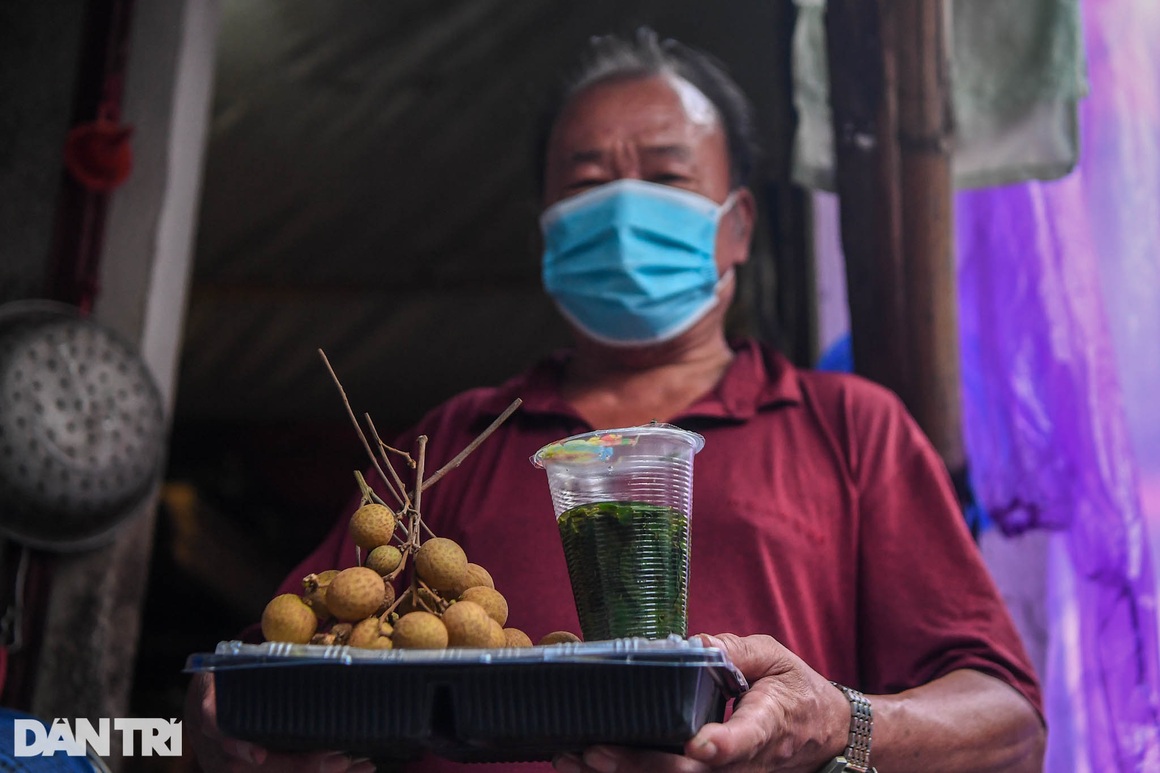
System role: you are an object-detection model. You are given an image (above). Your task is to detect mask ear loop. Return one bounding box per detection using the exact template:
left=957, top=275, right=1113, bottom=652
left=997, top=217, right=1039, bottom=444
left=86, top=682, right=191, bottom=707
left=713, top=190, right=746, bottom=299
left=715, top=267, right=737, bottom=293
left=716, top=190, right=740, bottom=221
left=716, top=189, right=748, bottom=241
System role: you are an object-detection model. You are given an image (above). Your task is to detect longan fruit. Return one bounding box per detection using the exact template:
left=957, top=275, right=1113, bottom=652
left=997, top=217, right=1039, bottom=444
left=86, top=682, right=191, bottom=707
left=539, top=631, right=582, bottom=646
left=392, top=611, right=448, bottom=650
left=261, top=594, right=317, bottom=644
left=414, top=537, right=468, bottom=592
left=442, top=601, right=495, bottom=648
left=349, top=503, right=397, bottom=550
left=348, top=616, right=393, bottom=649
left=503, top=628, right=533, bottom=648
left=486, top=618, right=506, bottom=648
left=301, top=570, right=340, bottom=621
left=375, top=582, right=397, bottom=615
left=458, top=586, right=508, bottom=627
left=451, top=563, right=495, bottom=596
left=366, top=545, right=403, bottom=575
left=326, top=567, right=387, bottom=622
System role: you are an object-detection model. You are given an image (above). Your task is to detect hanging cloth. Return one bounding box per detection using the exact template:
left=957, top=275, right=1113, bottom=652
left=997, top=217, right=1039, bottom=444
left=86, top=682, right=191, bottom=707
left=955, top=0, right=1160, bottom=766
left=791, top=0, right=1088, bottom=191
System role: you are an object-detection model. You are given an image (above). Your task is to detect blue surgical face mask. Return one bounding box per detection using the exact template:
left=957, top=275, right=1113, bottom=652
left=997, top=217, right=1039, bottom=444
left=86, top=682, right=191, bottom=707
left=540, top=179, right=737, bottom=347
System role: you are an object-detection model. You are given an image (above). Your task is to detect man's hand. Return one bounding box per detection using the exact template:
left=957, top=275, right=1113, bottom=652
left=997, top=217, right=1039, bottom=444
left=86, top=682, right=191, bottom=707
left=552, top=633, right=1045, bottom=773
left=552, top=633, right=849, bottom=773
left=185, top=671, right=378, bottom=772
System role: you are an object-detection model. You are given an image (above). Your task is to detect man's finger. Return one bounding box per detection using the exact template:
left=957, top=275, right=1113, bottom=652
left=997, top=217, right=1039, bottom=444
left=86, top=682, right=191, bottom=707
left=685, top=681, right=784, bottom=764
left=580, top=745, right=709, bottom=773
left=698, top=633, right=796, bottom=682
left=220, top=736, right=268, bottom=765
left=221, top=748, right=364, bottom=772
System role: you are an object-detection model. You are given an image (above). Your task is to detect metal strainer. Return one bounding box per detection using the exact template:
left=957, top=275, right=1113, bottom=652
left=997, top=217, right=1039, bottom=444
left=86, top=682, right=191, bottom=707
left=0, top=300, right=166, bottom=551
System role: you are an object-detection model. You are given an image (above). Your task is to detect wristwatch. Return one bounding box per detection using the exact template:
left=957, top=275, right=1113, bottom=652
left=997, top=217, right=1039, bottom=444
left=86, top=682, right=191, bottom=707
left=816, top=682, right=875, bottom=773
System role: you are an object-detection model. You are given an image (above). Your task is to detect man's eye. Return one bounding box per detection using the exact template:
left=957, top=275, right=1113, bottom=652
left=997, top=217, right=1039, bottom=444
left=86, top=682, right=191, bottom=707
left=649, top=173, right=691, bottom=185
left=565, top=179, right=607, bottom=191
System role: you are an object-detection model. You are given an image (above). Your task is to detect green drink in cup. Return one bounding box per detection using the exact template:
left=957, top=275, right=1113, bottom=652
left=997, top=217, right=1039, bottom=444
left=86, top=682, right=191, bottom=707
left=531, top=424, right=705, bottom=640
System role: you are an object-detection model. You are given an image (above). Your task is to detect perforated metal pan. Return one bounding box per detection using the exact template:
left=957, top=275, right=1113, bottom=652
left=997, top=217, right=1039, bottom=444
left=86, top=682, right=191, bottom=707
left=0, top=300, right=166, bottom=551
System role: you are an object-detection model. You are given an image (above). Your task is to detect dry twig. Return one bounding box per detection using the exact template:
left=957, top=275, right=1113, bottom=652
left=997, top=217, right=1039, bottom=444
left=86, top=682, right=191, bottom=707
left=319, top=349, right=407, bottom=509
left=422, top=398, right=523, bottom=492
left=364, top=413, right=413, bottom=511
left=411, top=436, right=436, bottom=539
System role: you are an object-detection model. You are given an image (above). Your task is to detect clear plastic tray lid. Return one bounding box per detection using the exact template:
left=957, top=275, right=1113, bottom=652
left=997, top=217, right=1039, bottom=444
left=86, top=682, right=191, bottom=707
left=186, top=634, right=747, bottom=695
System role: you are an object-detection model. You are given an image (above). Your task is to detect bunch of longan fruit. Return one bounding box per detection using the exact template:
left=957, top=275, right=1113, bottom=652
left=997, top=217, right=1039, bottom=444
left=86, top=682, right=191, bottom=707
left=261, top=502, right=580, bottom=650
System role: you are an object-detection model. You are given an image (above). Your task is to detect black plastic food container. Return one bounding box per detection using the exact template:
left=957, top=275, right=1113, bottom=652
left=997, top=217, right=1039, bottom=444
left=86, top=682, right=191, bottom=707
left=186, top=637, right=746, bottom=763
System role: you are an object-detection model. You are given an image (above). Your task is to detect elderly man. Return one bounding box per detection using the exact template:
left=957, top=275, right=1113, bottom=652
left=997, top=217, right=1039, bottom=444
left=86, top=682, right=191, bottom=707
left=188, top=29, right=1044, bottom=773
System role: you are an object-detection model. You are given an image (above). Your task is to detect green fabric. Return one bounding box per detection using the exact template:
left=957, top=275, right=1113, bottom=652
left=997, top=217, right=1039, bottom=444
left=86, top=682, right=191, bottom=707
left=791, top=0, right=1088, bottom=191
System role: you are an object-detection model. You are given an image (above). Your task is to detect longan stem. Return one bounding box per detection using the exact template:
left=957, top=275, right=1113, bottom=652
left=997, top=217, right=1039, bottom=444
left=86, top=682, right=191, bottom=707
left=386, top=555, right=409, bottom=583
left=364, top=413, right=413, bottom=510
left=414, top=579, right=447, bottom=614
left=374, top=494, right=409, bottom=539
left=354, top=469, right=374, bottom=502
left=412, top=435, right=427, bottom=520
left=403, top=507, right=421, bottom=551
left=381, top=587, right=411, bottom=619
left=319, top=349, right=405, bottom=509
left=380, top=443, right=416, bottom=468
left=408, top=435, right=438, bottom=540
left=421, top=398, right=522, bottom=492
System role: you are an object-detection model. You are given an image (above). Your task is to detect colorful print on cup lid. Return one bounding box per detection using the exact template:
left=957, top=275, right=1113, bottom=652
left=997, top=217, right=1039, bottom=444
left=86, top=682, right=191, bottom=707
left=531, top=423, right=704, bottom=467
left=535, top=432, right=641, bottom=463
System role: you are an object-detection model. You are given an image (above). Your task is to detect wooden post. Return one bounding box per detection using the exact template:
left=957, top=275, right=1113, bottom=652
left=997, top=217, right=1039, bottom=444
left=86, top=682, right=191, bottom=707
left=827, top=0, right=964, bottom=473
left=825, top=0, right=912, bottom=407
left=766, top=0, right=815, bottom=367
left=895, top=0, right=963, bottom=471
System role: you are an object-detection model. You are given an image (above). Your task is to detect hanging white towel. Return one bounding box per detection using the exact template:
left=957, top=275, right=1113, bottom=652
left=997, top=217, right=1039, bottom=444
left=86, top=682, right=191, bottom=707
left=791, top=0, right=1088, bottom=191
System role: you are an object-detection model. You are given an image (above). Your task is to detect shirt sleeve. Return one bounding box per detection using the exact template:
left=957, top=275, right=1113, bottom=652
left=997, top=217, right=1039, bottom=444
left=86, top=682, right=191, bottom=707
left=850, top=390, right=1044, bottom=717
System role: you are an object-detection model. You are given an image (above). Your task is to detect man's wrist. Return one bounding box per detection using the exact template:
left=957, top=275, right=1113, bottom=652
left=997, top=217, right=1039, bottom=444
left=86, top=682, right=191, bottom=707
left=817, top=682, right=874, bottom=773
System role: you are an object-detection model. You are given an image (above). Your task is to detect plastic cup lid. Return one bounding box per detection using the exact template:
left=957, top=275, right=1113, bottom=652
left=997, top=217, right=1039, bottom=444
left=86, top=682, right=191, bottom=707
left=531, top=423, right=705, bottom=468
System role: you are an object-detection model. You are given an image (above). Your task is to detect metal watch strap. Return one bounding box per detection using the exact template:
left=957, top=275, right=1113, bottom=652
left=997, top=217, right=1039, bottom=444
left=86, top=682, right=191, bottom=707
left=825, top=681, right=874, bottom=773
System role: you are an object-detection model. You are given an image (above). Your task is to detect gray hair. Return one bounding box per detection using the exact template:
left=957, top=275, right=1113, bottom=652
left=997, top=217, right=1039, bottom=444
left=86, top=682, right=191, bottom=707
left=536, top=27, right=761, bottom=189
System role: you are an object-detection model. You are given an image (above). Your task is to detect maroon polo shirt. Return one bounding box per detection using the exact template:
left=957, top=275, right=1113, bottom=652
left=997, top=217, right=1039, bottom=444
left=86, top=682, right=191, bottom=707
left=272, top=339, right=1042, bottom=771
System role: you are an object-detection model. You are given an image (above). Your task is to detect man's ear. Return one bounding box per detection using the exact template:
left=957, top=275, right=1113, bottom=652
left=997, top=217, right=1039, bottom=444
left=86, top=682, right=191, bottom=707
left=727, top=186, right=757, bottom=262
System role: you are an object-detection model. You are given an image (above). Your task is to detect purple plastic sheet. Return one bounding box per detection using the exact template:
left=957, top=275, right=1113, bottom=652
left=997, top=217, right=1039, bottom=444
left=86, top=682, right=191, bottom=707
left=956, top=0, right=1160, bottom=768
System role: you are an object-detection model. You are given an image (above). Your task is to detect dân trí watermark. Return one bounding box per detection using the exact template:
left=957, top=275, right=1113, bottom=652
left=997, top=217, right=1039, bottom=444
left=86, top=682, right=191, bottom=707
left=14, top=718, right=182, bottom=757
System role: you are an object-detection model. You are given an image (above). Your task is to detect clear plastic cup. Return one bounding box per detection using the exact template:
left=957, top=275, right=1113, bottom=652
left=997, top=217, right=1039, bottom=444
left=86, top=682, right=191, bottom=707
left=531, top=423, right=705, bottom=641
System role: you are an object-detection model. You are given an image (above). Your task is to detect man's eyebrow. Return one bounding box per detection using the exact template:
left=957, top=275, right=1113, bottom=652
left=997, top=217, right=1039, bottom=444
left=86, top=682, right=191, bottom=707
left=565, top=144, right=693, bottom=165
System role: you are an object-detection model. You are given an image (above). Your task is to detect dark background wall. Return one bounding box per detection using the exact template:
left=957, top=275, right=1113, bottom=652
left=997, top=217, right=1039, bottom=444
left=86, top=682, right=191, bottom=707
left=0, top=2, right=88, bottom=302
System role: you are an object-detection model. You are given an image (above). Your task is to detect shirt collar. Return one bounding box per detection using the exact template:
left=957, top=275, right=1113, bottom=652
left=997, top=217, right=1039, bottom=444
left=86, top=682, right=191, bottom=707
left=682, top=338, right=802, bottom=420
left=478, top=338, right=803, bottom=424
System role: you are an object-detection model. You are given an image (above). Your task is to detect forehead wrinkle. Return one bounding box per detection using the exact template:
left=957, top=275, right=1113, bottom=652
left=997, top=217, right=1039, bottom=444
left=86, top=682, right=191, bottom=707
left=641, top=144, right=692, bottom=162
left=568, top=148, right=608, bottom=165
